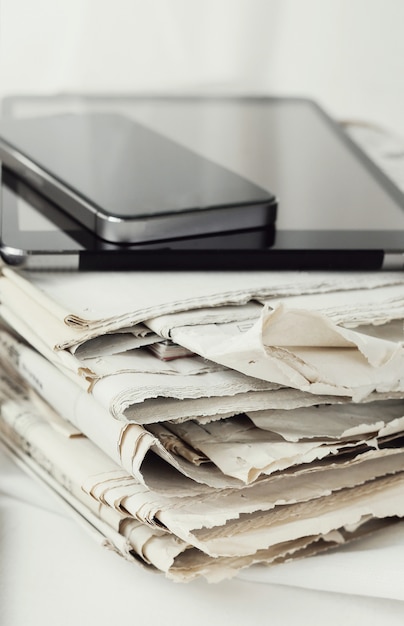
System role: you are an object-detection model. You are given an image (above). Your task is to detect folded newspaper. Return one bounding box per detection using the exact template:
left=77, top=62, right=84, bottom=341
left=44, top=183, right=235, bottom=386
left=0, top=122, right=404, bottom=582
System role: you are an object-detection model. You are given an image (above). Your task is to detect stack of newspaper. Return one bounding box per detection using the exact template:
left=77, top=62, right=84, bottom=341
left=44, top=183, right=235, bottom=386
left=0, top=264, right=404, bottom=582
left=0, top=123, right=404, bottom=582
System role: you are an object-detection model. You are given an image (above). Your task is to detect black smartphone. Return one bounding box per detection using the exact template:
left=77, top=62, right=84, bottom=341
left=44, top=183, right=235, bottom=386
left=0, top=112, right=277, bottom=243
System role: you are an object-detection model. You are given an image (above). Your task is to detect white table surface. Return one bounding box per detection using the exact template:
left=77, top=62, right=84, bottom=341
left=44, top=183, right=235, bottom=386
left=1, top=450, right=404, bottom=626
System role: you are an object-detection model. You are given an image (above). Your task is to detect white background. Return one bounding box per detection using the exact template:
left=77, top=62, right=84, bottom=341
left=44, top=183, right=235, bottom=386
left=0, top=0, right=404, bottom=133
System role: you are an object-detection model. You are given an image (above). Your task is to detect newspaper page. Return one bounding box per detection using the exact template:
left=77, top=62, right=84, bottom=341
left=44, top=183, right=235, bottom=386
left=1, top=373, right=404, bottom=581
left=2, top=277, right=404, bottom=404
left=2, top=267, right=404, bottom=350
left=166, top=302, right=404, bottom=401
left=2, top=328, right=404, bottom=491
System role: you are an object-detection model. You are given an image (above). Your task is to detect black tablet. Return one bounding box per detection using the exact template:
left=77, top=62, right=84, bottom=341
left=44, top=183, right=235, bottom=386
left=1, top=96, right=404, bottom=271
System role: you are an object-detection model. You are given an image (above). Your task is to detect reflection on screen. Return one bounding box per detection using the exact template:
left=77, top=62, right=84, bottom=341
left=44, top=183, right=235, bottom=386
left=18, top=196, right=59, bottom=231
